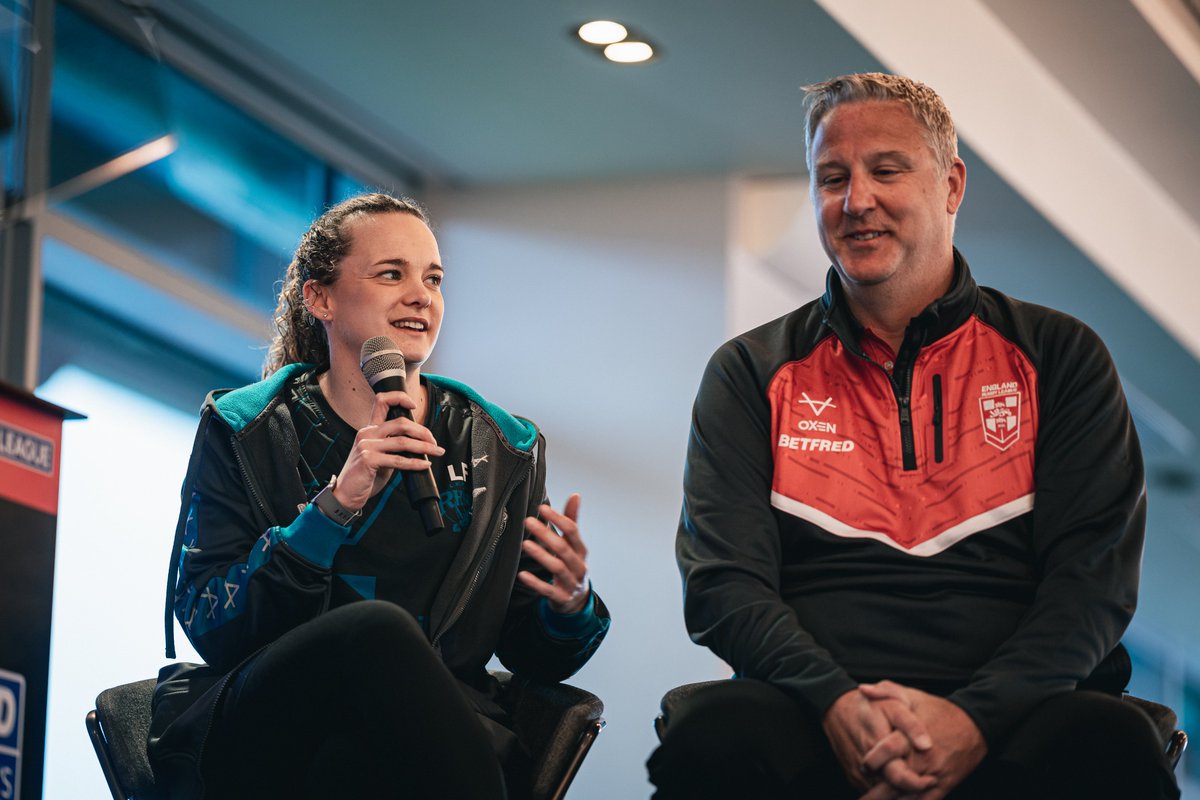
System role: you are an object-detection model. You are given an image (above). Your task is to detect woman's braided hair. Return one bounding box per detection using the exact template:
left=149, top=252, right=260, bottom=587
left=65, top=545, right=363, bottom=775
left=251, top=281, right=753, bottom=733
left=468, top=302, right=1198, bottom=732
left=263, top=192, right=429, bottom=378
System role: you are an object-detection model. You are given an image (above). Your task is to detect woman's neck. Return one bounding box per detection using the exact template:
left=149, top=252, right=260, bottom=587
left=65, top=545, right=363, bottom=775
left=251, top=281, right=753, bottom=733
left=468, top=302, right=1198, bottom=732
left=318, top=356, right=426, bottom=430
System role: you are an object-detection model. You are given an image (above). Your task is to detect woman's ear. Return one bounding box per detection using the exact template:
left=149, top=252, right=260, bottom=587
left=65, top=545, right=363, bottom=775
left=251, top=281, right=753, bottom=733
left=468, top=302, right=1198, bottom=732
left=303, top=280, right=331, bottom=321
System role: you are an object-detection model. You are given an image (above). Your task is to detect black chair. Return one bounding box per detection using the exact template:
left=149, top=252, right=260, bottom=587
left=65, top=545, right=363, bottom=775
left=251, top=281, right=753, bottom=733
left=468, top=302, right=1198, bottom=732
left=86, top=678, right=158, bottom=800
left=654, top=681, right=1187, bottom=770
left=1124, top=695, right=1188, bottom=770
left=87, top=672, right=604, bottom=800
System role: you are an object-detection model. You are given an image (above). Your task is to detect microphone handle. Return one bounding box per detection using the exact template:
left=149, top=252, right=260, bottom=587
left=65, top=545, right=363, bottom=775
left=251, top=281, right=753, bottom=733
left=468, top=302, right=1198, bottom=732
left=385, top=403, right=445, bottom=534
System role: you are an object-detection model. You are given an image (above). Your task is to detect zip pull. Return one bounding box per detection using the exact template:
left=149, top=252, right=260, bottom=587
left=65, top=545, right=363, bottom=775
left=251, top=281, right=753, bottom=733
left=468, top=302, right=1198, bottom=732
left=932, top=374, right=944, bottom=464
left=898, top=396, right=917, bottom=470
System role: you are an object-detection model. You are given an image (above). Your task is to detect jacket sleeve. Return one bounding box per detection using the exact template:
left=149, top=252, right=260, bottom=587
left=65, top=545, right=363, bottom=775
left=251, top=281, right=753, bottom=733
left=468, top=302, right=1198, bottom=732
left=678, top=341, right=858, bottom=716
left=948, top=317, right=1145, bottom=746
left=495, top=434, right=610, bottom=682
left=173, top=409, right=352, bottom=671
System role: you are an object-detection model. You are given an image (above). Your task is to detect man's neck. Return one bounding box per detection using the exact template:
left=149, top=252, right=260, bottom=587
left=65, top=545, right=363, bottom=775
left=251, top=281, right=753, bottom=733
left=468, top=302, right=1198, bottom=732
left=841, top=256, right=955, bottom=355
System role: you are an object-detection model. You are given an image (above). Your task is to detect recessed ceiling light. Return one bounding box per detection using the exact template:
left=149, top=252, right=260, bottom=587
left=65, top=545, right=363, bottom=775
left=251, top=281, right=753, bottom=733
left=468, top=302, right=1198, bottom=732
left=577, top=20, right=628, bottom=45
left=603, top=41, right=654, bottom=64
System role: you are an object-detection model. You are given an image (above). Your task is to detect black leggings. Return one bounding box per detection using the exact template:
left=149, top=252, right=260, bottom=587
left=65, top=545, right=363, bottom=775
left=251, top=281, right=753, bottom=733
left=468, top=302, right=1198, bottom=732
left=647, top=679, right=1180, bottom=800
left=200, top=601, right=508, bottom=799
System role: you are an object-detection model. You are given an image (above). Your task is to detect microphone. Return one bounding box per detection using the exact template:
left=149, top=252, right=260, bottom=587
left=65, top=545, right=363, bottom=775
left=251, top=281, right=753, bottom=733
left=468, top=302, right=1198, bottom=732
left=359, top=335, right=444, bottom=534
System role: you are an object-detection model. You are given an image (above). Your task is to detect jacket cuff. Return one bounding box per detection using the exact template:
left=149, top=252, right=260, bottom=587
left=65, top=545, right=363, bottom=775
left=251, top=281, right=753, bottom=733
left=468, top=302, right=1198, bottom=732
left=279, top=503, right=351, bottom=567
left=537, top=592, right=602, bottom=640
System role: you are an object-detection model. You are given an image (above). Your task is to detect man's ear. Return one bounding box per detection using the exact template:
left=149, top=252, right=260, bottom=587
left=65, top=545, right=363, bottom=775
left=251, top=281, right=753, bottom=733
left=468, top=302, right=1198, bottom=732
left=946, top=158, right=967, bottom=214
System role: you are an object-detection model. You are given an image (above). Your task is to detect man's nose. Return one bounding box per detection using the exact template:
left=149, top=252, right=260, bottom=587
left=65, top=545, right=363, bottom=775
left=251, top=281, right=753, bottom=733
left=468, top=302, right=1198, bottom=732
left=843, top=176, right=875, bottom=216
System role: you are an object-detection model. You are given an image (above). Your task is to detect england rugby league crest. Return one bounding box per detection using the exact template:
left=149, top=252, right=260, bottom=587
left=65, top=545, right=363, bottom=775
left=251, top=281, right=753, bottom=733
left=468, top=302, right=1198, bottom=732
left=979, top=382, right=1021, bottom=451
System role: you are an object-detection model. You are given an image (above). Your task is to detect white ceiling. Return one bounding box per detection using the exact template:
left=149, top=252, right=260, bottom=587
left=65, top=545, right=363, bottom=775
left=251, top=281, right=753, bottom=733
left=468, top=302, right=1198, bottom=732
left=157, top=0, right=1199, bottom=202
left=151, top=0, right=1200, bottom=351
left=136, top=0, right=1200, bottom=466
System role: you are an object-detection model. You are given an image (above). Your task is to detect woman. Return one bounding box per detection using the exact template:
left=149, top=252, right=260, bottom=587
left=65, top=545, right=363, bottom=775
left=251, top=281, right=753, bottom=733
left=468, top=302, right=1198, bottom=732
left=148, top=193, right=610, bottom=798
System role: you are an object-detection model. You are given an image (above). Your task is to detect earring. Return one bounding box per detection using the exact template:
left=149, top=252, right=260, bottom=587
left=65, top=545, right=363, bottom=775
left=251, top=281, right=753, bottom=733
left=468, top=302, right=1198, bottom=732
left=324, top=313, right=330, bottom=319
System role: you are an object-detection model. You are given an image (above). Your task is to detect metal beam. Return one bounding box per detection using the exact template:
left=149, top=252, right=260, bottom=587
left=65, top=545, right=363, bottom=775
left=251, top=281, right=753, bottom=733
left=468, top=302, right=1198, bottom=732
left=0, top=0, right=54, bottom=389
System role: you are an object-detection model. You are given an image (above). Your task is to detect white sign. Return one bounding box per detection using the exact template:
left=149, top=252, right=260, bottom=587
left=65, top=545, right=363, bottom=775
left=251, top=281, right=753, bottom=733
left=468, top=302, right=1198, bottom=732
left=0, top=670, right=24, bottom=800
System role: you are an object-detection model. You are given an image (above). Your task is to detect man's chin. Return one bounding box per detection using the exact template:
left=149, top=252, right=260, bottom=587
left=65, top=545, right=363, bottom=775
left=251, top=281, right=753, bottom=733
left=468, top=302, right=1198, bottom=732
left=833, top=259, right=896, bottom=288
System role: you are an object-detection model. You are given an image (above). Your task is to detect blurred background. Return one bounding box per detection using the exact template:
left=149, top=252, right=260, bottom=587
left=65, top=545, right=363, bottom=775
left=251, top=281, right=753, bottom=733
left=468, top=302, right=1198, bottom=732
left=1, top=0, right=1198, bottom=797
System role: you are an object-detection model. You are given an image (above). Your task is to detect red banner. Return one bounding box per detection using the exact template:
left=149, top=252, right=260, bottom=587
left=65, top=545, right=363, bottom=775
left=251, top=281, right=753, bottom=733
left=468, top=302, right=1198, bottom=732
left=0, top=394, right=62, bottom=517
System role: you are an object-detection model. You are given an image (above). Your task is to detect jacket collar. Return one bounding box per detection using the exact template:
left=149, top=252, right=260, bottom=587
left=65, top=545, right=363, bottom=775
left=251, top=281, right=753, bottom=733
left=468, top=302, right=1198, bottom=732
left=819, top=247, right=980, bottom=354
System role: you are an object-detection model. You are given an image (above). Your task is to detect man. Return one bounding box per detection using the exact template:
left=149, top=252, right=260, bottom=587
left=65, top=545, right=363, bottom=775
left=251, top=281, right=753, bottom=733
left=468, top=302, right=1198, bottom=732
left=648, top=73, right=1178, bottom=799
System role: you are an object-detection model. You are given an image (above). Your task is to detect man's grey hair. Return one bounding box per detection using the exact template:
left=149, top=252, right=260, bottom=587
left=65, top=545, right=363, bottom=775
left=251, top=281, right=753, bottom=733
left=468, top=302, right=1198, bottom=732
left=802, top=72, right=959, bottom=173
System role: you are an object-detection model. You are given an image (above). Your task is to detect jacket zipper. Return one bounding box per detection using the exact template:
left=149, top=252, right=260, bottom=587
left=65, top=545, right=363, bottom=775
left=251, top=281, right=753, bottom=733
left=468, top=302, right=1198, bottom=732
left=852, top=345, right=920, bottom=472
left=431, top=459, right=528, bottom=650
left=884, top=325, right=926, bottom=472
left=932, top=374, right=944, bottom=464
left=433, top=510, right=507, bottom=653
left=231, top=440, right=274, bottom=523
left=893, top=361, right=918, bottom=471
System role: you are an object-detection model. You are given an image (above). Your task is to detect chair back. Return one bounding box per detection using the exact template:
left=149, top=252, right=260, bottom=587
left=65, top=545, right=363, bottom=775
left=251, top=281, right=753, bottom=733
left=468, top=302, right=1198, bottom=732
left=86, top=679, right=159, bottom=800
left=495, top=671, right=606, bottom=800
left=1125, top=694, right=1189, bottom=770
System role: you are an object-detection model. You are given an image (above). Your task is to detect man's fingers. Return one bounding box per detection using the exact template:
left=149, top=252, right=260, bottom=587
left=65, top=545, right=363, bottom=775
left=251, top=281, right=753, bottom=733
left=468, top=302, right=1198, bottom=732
left=861, top=731, right=910, bottom=772
left=876, top=699, right=933, bottom=751
left=879, top=759, right=938, bottom=794
left=860, top=680, right=908, bottom=703
left=859, top=682, right=932, bottom=751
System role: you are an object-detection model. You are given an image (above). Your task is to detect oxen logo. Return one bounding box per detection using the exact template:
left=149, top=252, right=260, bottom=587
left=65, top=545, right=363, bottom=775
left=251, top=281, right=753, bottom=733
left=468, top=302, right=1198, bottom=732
left=797, top=392, right=836, bottom=416
left=979, top=382, right=1021, bottom=451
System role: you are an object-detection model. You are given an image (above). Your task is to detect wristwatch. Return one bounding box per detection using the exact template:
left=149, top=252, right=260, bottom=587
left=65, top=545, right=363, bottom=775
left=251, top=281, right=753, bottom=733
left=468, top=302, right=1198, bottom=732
left=312, top=473, right=361, bottom=526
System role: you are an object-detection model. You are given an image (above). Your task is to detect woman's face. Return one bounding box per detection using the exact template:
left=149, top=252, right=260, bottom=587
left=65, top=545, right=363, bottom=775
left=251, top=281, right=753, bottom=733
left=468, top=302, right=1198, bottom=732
left=315, top=211, right=445, bottom=370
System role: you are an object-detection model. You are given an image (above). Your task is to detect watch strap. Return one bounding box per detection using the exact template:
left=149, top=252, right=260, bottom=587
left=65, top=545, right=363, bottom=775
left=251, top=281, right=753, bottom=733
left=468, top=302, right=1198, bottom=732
left=312, top=474, right=360, bottom=526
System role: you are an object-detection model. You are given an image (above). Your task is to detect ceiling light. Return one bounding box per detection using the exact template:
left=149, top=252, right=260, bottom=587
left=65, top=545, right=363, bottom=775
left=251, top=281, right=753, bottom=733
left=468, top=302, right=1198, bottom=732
left=603, top=41, right=654, bottom=64
left=572, top=19, right=660, bottom=64
left=577, top=20, right=628, bottom=45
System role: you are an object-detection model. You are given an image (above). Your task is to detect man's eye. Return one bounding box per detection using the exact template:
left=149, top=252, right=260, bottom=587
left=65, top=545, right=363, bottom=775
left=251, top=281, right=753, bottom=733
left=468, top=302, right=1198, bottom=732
left=427, top=274, right=443, bottom=287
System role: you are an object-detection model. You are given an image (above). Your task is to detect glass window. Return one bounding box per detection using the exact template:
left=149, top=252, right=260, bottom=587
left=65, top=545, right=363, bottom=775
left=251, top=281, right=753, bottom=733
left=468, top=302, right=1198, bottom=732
left=42, top=2, right=375, bottom=400
left=0, top=0, right=29, bottom=195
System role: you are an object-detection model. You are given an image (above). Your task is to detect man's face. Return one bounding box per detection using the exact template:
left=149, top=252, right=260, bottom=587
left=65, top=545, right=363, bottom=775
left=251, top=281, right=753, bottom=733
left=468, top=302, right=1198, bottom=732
left=810, top=100, right=964, bottom=291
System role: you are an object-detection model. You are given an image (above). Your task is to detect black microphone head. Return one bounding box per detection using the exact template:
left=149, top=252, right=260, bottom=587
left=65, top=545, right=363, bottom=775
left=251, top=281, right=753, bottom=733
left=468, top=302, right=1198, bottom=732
left=360, top=336, right=407, bottom=390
